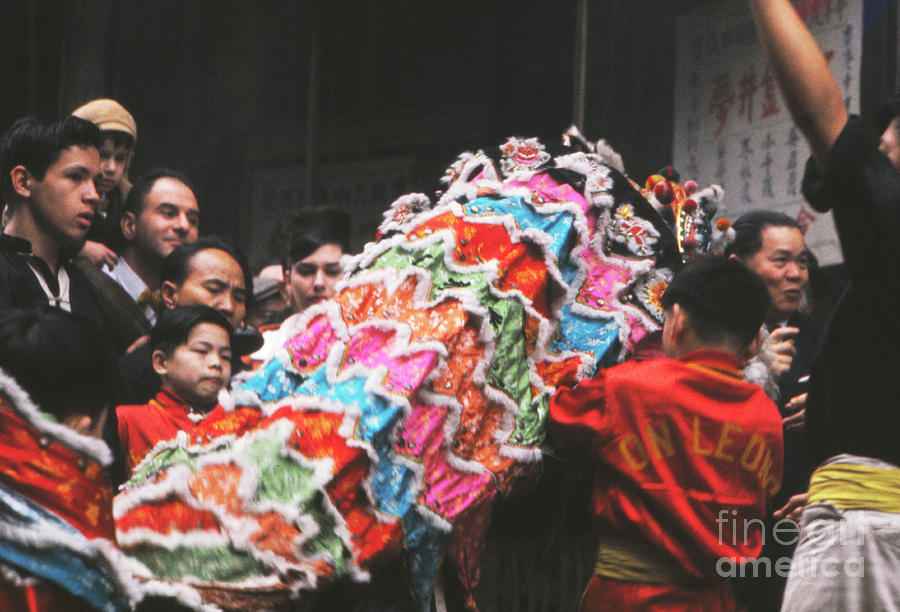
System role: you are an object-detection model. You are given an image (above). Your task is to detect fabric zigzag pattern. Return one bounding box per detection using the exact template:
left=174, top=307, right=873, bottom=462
left=114, top=136, right=694, bottom=609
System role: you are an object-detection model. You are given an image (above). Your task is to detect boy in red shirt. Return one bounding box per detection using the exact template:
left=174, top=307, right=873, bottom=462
left=549, top=256, right=783, bottom=611
left=117, top=305, right=233, bottom=476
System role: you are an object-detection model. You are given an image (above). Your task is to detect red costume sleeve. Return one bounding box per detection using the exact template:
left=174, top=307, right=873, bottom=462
left=548, top=370, right=613, bottom=454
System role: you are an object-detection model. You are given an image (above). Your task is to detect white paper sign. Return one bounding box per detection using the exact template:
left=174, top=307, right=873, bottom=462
left=673, top=0, right=862, bottom=265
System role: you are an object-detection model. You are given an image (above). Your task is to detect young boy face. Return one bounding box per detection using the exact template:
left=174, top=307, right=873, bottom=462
left=95, top=136, right=132, bottom=195
left=282, top=243, right=343, bottom=313
left=154, top=322, right=232, bottom=410
left=24, top=145, right=101, bottom=249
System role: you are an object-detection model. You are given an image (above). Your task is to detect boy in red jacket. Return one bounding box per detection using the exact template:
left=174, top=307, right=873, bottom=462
left=117, top=305, right=234, bottom=476
left=550, top=256, right=783, bottom=612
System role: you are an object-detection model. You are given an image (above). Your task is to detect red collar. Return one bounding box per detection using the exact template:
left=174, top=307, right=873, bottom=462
left=154, top=386, right=199, bottom=416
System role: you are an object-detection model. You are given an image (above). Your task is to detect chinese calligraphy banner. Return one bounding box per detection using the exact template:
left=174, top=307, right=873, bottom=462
left=673, top=0, right=862, bottom=265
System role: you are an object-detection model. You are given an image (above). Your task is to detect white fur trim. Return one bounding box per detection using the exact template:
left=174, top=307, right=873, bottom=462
left=0, top=367, right=112, bottom=465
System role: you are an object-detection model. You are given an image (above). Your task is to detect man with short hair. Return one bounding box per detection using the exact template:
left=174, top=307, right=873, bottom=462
left=727, top=210, right=823, bottom=611
left=728, top=210, right=822, bottom=406
left=0, top=115, right=118, bottom=344
left=117, top=236, right=255, bottom=406
left=159, top=236, right=250, bottom=331
left=106, top=168, right=200, bottom=326
left=549, top=256, right=782, bottom=611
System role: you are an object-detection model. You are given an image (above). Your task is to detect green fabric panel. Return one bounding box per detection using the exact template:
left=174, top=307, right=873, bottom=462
left=131, top=544, right=267, bottom=583
left=371, top=243, right=498, bottom=306
left=486, top=299, right=530, bottom=403
left=245, top=435, right=353, bottom=576
left=245, top=434, right=320, bottom=506
left=129, top=446, right=197, bottom=485
left=299, top=500, right=352, bottom=577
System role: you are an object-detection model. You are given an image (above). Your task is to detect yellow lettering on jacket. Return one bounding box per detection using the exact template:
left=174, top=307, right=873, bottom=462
left=619, top=433, right=649, bottom=471
left=740, top=434, right=765, bottom=471
left=757, top=449, right=777, bottom=493
left=692, top=415, right=713, bottom=456
left=645, top=419, right=675, bottom=459
left=714, top=422, right=742, bottom=462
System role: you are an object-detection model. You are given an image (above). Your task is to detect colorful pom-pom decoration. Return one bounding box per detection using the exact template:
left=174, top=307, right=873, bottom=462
left=653, top=180, right=675, bottom=205
left=645, top=174, right=666, bottom=190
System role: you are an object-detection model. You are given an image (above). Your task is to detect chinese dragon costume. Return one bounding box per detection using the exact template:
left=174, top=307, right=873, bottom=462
left=111, top=134, right=732, bottom=610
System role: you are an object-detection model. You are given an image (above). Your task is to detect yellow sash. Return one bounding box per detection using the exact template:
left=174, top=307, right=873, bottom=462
left=594, top=535, right=700, bottom=586
left=808, top=462, right=900, bottom=513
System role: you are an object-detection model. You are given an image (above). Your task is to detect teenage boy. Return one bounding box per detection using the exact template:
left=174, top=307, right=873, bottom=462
left=116, top=305, right=233, bottom=476
left=549, top=256, right=784, bottom=611
left=71, top=98, right=137, bottom=269
left=0, top=116, right=121, bottom=346
left=0, top=307, right=134, bottom=611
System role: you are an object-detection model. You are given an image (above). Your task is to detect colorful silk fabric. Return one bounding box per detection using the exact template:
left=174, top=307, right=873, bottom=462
left=114, top=137, right=684, bottom=609
left=0, top=370, right=139, bottom=612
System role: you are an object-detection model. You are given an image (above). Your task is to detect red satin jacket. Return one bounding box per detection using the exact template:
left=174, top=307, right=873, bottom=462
left=549, top=350, right=783, bottom=581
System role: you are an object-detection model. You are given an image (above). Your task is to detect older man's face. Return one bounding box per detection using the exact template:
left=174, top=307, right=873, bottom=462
left=163, top=248, right=247, bottom=329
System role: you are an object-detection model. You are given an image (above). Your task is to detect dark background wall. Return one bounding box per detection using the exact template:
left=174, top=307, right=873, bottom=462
left=1, top=0, right=896, bottom=268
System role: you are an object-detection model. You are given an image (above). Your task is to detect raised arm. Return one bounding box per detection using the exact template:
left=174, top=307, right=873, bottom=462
left=748, top=0, right=848, bottom=169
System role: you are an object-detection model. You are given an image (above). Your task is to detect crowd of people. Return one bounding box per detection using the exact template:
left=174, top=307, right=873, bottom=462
left=0, top=0, right=897, bottom=610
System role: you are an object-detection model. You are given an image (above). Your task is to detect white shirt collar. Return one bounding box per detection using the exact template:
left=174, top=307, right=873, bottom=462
left=25, top=260, right=71, bottom=311
left=106, top=257, right=158, bottom=323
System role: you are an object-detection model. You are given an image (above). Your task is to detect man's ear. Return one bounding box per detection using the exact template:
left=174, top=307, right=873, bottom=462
left=120, top=211, right=137, bottom=241
left=727, top=253, right=740, bottom=262
left=10, top=166, right=31, bottom=198
left=668, top=303, right=688, bottom=341
left=151, top=348, right=169, bottom=376
left=160, top=280, right=178, bottom=309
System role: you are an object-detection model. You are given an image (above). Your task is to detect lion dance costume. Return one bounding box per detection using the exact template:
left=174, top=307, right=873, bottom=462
left=112, top=135, right=731, bottom=610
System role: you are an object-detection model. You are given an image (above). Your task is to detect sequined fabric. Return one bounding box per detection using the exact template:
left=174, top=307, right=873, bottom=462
left=114, top=137, right=684, bottom=608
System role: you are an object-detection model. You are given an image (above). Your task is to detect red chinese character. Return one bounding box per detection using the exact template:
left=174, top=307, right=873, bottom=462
left=760, top=66, right=780, bottom=118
